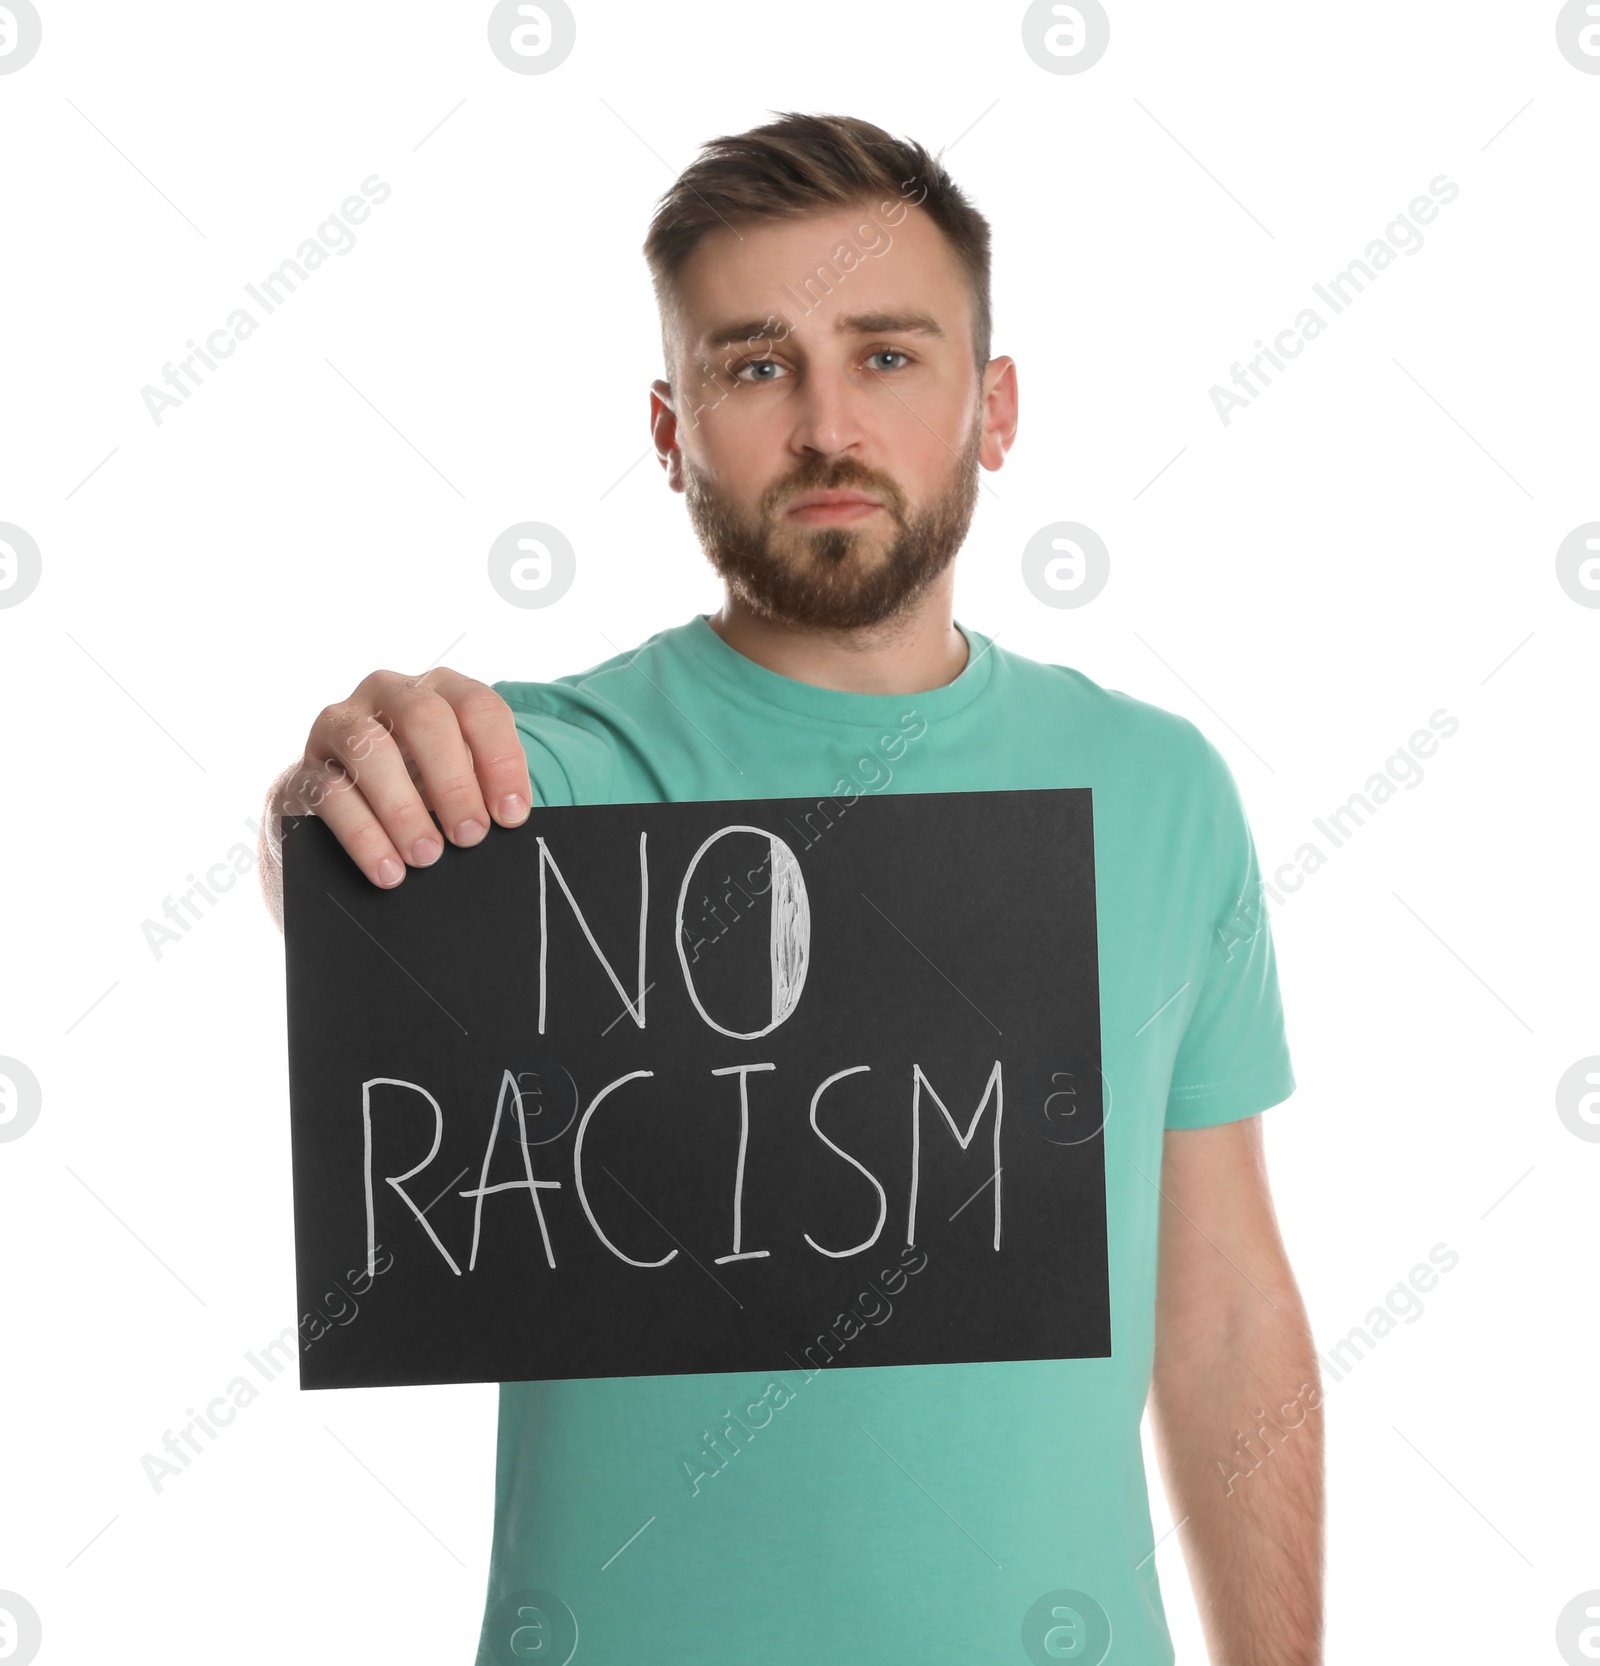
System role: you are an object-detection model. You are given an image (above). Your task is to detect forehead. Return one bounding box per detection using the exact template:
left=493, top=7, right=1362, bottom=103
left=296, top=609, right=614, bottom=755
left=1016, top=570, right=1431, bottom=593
left=674, top=201, right=971, bottom=353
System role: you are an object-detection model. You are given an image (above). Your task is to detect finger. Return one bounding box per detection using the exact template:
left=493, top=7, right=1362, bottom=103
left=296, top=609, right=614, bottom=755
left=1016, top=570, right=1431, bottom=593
left=304, top=698, right=445, bottom=877
left=369, top=675, right=492, bottom=848
left=426, top=670, right=532, bottom=827
left=281, top=748, right=411, bottom=888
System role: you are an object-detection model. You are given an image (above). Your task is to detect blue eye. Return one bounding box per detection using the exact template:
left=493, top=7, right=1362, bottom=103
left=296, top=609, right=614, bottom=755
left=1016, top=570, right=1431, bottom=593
left=867, top=349, right=911, bottom=371
left=733, top=358, right=784, bottom=383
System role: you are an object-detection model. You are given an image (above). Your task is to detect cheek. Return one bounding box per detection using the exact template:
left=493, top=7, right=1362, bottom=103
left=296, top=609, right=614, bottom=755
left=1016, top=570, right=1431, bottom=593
left=705, top=421, right=798, bottom=506
left=886, top=378, right=974, bottom=458
left=887, top=423, right=968, bottom=504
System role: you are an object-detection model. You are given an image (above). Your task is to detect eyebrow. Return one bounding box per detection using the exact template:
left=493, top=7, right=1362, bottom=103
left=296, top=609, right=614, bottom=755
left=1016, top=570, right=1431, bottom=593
left=700, top=309, right=946, bottom=352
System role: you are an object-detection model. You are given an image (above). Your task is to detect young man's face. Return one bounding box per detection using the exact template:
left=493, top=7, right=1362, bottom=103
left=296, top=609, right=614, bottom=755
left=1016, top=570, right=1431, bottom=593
left=651, top=200, right=1016, bottom=632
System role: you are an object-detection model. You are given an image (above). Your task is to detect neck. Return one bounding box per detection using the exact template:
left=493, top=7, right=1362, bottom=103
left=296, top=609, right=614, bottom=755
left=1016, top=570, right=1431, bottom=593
left=705, top=579, right=968, bottom=696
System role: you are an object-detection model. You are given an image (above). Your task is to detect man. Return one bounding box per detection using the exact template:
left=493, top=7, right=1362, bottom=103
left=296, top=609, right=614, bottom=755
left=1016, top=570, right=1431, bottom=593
left=260, top=112, right=1323, bottom=1664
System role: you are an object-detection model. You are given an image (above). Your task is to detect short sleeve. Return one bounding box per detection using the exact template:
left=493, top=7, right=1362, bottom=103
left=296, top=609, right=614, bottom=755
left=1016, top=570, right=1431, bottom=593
left=1164, top=737, right=1297, bottom=1129
left=492, top=683, right=617, bottom=808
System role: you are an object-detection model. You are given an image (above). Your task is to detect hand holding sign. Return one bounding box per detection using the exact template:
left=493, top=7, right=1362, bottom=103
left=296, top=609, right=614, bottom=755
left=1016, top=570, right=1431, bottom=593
left=274, top=668, right=533, bottom=889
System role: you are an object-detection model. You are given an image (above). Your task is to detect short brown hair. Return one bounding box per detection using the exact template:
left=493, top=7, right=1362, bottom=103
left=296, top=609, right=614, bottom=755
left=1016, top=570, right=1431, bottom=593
left=643, top=111, right=992, bottom=377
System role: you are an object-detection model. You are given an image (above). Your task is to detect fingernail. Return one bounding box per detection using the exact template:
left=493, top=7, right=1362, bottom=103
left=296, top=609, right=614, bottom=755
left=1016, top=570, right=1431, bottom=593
left=376, top=857, right=404, bottom=887
left=456, top=819, right=487, bottom=845
left=498, top=794, right=528, bottom=824
left=411, top=836, right=442, bottom=865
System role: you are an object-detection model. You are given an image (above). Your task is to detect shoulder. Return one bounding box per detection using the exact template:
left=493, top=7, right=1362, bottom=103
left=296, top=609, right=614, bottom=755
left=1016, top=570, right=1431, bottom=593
left=993, top=640, right=1218, bottom=780
left=491, top=620, right=692, bottom=805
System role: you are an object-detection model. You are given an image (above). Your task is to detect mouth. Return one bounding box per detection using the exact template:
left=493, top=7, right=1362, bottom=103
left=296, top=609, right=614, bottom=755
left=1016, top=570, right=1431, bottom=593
left=782, top=491, right=885, bottom=526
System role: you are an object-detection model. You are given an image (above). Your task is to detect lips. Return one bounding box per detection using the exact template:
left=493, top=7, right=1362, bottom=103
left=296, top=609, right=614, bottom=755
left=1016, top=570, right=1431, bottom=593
left=784, top=490, right=883, bottom=516
left=779, top=479, right=892, bottom=531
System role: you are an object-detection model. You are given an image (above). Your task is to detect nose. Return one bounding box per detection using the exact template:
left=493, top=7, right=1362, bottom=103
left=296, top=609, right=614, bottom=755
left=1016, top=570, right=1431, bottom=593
left=786, top=360, right=868, bottom=462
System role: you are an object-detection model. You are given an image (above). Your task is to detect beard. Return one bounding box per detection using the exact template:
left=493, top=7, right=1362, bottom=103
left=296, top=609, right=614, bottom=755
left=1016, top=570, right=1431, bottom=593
left=681, top=416, right=983, bottom=633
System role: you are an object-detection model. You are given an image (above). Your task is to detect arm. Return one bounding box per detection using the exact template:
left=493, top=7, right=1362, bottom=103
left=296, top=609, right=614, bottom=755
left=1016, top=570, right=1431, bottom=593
left=1148, top=1114, right=1324, bottom=1666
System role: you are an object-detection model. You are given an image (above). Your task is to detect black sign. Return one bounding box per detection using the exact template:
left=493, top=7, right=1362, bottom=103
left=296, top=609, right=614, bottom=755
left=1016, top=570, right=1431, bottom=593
left=282, top=788, right=1107, bottom=1389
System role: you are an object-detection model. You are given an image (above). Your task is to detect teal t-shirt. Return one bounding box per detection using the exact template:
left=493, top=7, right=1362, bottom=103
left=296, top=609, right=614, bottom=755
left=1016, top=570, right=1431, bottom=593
left=473, top=612, right=1294, bottom=1665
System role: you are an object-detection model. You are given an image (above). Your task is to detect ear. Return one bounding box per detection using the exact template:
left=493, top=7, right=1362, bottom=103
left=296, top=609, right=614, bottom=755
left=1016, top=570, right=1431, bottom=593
left=977, top=356, right=1019, bottom=471
left=650, top=377, right=685, bottom=492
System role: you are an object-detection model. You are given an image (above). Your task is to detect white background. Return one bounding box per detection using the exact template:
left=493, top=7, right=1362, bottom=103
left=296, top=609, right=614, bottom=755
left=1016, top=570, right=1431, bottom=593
left=2, top=2, right=1596, bottom=1661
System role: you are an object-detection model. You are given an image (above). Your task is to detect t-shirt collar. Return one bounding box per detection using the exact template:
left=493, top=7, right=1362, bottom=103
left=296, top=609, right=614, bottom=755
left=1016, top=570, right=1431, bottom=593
left=679, top=611, right=996, bottom=726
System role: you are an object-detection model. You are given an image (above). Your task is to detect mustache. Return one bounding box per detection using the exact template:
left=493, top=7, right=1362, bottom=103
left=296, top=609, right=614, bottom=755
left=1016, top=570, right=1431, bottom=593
left=765, top=470, right=904, bottom=518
